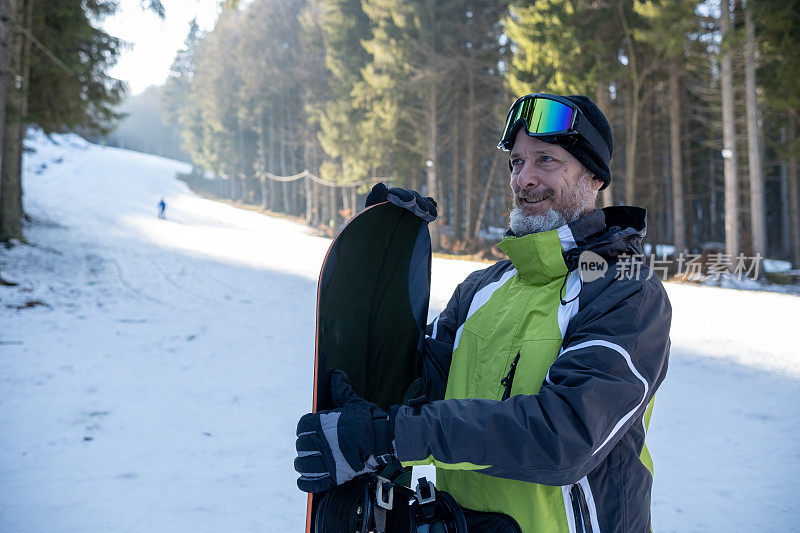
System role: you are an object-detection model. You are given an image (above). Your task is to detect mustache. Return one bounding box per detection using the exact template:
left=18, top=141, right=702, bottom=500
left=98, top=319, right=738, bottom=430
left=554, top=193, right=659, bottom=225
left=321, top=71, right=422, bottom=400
left=515, top=188, right=555, bottom=204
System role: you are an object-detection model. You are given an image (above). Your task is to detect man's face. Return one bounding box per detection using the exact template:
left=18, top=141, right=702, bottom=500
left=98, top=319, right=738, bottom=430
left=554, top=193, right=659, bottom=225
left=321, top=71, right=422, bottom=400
left=508, top=130, right=601, bottom=235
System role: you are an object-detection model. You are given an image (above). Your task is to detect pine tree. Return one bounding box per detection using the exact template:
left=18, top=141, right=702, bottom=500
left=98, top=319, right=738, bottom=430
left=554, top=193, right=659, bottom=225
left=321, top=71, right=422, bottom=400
left=719, top=0, right=739, bottom=258
left=185, top=6, right=257, bottom=201
left=634, top=0, right=702, bottom=254
left=237, top=0, right=313, bottom=214
left=742, top=0, right=765, bottom=258
left=1, top=0, right=133, bottom=242
left=300, top=0, right=372, bottom=227
left=307, top=0, right=373, bottom=185
left=360, top=0, right=477, bottom=249
left=161, top=19, right=200, bottom=135
left=757, top=0, right=800, bottom=266
left=503, top=0, right=630, bottom=204
left=504, top=0, right=606, bottom=95
left=449, top=0, right=510, bottom=241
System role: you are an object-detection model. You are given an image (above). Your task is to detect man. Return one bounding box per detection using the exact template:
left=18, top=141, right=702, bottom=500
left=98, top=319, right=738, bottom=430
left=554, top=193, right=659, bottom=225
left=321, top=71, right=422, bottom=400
left=295, top=93, right=672, bottom=532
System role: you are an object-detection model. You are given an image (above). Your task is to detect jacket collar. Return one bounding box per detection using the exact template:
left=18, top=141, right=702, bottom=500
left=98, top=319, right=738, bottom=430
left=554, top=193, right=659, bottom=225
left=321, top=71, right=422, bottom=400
left=497, top=228, right=570, bottom=285
left=498, top=206, right=648, bottom=283
left=563, top=206, right=647, bottom=270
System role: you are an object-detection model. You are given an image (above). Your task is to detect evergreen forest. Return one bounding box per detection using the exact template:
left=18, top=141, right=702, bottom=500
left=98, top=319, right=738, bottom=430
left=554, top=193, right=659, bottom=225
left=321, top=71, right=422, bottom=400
left=2, top=0, right=799, bottom=268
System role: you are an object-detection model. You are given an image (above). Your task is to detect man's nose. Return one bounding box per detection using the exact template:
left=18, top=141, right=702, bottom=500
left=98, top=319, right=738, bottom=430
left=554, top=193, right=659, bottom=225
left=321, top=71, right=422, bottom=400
left=515, top=162, right=541, bottom=189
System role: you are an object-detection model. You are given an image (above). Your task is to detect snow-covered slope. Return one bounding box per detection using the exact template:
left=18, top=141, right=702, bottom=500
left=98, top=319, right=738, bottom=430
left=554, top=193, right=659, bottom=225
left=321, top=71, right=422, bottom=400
left=1, top=131, right=798, bottom=532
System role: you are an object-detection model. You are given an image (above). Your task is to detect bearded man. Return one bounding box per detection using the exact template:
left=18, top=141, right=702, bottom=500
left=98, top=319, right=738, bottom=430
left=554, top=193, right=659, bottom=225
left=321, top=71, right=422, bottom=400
left=295, top=93, right=672, bottom=532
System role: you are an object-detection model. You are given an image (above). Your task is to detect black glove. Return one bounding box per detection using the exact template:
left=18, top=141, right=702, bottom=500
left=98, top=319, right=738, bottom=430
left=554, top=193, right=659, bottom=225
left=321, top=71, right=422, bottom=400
left=365, top=182, right=438, bottom=223
left=294, top=370, right=398, bottom=493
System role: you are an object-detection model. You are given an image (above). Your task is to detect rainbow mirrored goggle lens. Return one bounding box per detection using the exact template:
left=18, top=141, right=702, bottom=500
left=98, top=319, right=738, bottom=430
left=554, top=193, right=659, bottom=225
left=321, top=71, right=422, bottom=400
left=497, top=95, right=578, bottom=151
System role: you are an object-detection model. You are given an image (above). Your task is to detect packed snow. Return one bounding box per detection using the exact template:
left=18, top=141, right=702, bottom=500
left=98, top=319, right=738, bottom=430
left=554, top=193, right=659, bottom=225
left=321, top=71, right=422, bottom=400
left=1, top=131, right=799, bottom=532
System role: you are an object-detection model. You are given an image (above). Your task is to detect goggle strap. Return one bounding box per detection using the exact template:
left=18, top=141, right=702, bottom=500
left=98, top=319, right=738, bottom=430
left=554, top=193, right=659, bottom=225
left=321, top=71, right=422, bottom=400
left=573, top=114, right=611, bottom=164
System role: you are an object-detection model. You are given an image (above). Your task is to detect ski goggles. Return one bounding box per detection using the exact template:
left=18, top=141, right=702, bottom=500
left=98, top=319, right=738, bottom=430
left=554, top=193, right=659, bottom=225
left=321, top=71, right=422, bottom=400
left=497, top=93, right=610, bottom=163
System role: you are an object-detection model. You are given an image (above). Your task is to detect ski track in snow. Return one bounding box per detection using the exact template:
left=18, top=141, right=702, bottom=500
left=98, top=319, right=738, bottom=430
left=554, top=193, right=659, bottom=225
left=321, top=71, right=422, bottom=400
left=1, top=132, right=799, bottom=532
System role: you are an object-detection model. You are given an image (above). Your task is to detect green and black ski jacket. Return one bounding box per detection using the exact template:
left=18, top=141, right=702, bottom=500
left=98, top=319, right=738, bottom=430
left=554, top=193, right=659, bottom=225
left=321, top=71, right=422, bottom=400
left=394, top=206, right=672, bottom=532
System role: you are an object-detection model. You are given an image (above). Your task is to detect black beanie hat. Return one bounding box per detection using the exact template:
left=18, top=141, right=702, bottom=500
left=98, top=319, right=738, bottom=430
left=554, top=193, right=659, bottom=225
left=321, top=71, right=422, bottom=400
left=553, top=95, right=614, bottom=190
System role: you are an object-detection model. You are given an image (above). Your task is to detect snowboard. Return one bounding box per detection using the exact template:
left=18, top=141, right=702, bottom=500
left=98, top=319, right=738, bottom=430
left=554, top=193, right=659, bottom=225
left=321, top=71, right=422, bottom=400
left=306, top=201, right=432, bottom=533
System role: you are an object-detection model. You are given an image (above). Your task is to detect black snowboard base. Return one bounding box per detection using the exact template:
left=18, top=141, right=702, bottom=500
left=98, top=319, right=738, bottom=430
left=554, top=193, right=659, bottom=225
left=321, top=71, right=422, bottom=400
left=306, top=202, right=431, bottom=533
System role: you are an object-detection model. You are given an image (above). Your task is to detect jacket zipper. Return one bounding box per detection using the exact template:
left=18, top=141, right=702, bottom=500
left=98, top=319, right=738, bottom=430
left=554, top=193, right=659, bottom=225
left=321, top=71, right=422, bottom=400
left=500, top=352, right=521, bottom=401
left=569, top=483, right=593, bottom=533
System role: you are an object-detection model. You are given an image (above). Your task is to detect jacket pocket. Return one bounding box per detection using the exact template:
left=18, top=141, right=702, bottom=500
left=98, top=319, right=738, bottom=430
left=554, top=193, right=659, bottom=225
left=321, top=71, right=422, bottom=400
left=500, top=351, right=521, bottom=401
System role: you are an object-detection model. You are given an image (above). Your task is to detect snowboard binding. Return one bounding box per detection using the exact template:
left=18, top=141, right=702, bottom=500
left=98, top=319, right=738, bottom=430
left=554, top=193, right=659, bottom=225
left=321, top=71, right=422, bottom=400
left=313, top=472, right=467, bottom=533
left=408, top=477, right=467, bottom=533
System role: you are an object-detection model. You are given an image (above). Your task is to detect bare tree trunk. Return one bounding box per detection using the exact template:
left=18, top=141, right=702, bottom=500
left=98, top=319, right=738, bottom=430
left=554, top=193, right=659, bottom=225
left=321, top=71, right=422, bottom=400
left=720, top=0, right=739, bottom=258
left=451, top=107, right=462, bottom=241
left=340, top=185, right=348, bottom=217
left=779, top=124, right=791, bottom=259
left=236, top=118, right=246, bottom=202
left=287, top=103, right=301, bottom=216
left=311, top=181, right=319, bottom=226
left=0, top=0, right=11, bottom=174
left=420, top=0, right=440, bottom=251
left=595, top=82, right=614, bottom=208
left=620, top=5, right=641, bottom=206
left=304, top=177, right=312, bottom=223
left=339, top=187, right=348, bottom=221
left=425, top=79, right=440, bottom=252
left=0, top=0, right=13, bottom=242
left=680, top=96, right=694, bottom=250
left=744, top=1, right=765, bottom=257
left=642, top=97, right=659, bottom=237
left=318, top=182, right=325, bottom=226
left=279, top=101, right=290, bottom=213
left=708, top=157, right=717, bottom=244
left=258, top=111, right=268, bottom=209
left=14, top=0, right=27, bottom=219
left=473, top=152, right=501, bottom=239
left=328, top=181, right=338, bottom=230
left=600, top=182, right=613, bottom=208
left=669, top=57, right=686, bottom=254
left=258, top=175, right=266, bottom=209
left=267, top=108, right=278, bottom=211
left=0, top=101, right=22, bottom=242
left=624, top=85, right=640, bottom=206
left=1, top=0, right=29, bottom=243
left=304, top=135, right=312, bottom=221
left=464, top=65, right=477, bottom=241
left=787, top=117, right=800, bottom=268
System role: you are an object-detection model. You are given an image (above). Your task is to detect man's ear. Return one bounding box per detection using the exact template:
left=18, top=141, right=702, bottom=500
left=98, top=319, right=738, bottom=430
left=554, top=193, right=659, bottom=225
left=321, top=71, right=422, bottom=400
left=589, top=174, right=603, bottom=192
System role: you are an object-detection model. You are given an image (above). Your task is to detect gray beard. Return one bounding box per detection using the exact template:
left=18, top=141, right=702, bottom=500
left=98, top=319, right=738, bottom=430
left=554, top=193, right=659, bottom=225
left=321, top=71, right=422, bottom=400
left=509, top=174, right=596, bottom=236
left=509, top=207, right=568, bottom=235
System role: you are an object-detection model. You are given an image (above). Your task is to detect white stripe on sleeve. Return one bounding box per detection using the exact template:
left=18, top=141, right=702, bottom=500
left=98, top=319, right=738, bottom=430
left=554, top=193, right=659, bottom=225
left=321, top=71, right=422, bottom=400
left=557, top=339, right=649, bottom=458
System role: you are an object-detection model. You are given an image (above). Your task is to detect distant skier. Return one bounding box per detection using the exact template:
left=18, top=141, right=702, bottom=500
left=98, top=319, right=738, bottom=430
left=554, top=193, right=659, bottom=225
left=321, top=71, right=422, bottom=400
left=157, top=198, right=166, bottom=219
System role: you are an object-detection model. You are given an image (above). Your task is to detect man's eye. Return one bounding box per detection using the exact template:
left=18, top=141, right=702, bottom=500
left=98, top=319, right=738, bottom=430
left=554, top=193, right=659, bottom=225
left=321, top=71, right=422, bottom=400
left=539, top=155, right=555, bottom=163
left=511, top=158, right=523, bottom=167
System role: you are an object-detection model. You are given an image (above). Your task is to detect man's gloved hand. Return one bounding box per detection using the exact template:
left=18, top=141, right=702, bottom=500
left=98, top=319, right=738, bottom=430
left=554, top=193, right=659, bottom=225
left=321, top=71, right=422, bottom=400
left=365, top=182, right=438, bottom=223
left=294, top=370, right=398, bottom=493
